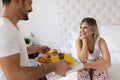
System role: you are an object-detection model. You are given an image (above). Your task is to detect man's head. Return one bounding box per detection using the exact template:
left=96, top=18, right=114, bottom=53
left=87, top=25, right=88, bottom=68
left=2, top=0, right=11, bottom=6
left=2, top=0, right=32, bottom=21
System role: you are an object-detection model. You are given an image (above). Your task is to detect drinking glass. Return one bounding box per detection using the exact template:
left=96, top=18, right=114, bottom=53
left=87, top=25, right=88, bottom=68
left=64, top=53, right=74, bottom=67
left=51, top=54, right=59, bottom=63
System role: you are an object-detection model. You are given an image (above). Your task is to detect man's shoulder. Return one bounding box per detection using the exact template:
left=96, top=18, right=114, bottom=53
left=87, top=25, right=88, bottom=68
left=0, top=17, right=5, bottom=26
left=0, top=17, right=11, bottom=27
left=0, top=18, right=19, bottom=43
left=0, top=17, right=18, bottom=34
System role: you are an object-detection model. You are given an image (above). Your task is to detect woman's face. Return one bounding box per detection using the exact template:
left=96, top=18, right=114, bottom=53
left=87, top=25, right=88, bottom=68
left=80, top=22, right=93, bottom=38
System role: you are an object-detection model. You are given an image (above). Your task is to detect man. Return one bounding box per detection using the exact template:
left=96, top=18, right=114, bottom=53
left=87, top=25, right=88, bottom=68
left=0, top=0, right=71, bottom=80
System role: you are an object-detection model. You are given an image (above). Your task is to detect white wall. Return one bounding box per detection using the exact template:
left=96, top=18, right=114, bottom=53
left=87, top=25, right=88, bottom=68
left=18, top=0, right=62, bottom=48
left=0, top=1, right=2, bottom=12
left=1, top=0, right=120, bottom=49
left=0, top=0, right=63, bottom=48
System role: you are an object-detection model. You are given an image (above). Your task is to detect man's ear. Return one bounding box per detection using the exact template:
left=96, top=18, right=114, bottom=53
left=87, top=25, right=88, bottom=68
left=13, top=0, right=21, bottom=7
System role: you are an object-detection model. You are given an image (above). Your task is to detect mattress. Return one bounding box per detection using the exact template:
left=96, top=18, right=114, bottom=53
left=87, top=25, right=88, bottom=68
left=47, top=51, right=120, bottom=80
left=29, top=25, right=120, bottom=80
left=108, top=51, right=120, bottom=80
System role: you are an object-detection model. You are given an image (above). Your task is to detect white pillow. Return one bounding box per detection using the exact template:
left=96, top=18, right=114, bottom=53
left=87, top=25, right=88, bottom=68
left=100, top=25, right=120, bottom=52
left=68, top=32, right=79, bottom=60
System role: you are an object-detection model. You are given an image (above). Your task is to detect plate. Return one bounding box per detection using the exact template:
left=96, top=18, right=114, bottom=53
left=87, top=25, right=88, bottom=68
left=36, top=56, right=51, bottom=63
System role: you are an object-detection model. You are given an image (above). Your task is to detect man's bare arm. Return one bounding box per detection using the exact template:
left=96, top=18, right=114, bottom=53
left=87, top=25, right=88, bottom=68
left=0, top=53, right=70, bottom=80
left=27, top=46, right=50, bottom=54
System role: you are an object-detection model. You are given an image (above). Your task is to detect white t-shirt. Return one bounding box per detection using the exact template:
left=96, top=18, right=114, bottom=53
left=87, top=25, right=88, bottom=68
left=0, top=17, right=30, bottom=80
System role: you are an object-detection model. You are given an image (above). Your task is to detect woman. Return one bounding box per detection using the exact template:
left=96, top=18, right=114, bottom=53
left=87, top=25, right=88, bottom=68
left=75, top=17, right=111, bottom=80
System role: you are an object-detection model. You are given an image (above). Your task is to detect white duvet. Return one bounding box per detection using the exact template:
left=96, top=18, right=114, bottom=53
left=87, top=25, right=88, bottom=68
left=108, top=51, right=120, bottom=80
left=58, top=51, right=120, bottom=80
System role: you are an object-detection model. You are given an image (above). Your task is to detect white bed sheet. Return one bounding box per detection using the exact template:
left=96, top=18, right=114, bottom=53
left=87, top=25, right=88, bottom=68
left=108, top=51, right=120, bottom=80
left=29, top=51, right=120, bottom=80
left=54, top=51, right=120, bottom=80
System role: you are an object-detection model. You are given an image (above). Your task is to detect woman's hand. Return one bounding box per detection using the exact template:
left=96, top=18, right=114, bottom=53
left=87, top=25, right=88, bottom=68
left=78, top=35, right=87, bottom=43
left=95, top=56, right=103, bottom=61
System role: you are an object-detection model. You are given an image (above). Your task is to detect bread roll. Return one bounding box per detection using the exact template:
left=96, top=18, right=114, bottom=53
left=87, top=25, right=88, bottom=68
left=49, top=49, right=58, bottom=53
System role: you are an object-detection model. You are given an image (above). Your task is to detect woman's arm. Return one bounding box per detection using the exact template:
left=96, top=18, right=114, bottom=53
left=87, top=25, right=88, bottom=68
left=76, top=38, right=88, bottom=63
left=84, top=38, right=111, bottom=69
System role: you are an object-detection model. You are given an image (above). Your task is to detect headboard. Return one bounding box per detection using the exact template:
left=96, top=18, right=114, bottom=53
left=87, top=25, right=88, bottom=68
left=54, top=0, right=120, bottom=50
left=56, top=0, right=120, bottom=25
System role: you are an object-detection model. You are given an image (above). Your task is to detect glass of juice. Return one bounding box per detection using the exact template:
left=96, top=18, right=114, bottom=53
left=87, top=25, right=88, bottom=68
left=51, top=54, right=59, bottom=63
left=64, top=53, right=74, bottom=67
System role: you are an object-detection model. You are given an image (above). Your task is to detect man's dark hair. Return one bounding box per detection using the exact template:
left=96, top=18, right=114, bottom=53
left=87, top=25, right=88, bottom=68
left=2, top=0, right=12, bottom=6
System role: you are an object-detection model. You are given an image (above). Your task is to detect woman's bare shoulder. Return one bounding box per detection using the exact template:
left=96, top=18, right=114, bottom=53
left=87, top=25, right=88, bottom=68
left=98, top=37, right=107, bottom=47
left=99, top=37, right=106, bottom=43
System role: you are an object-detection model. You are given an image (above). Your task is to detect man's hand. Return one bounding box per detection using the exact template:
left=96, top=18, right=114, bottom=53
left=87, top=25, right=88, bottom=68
left=37, top=46, right=50, bottom=54
left=53, top=60, right=71, bottom=76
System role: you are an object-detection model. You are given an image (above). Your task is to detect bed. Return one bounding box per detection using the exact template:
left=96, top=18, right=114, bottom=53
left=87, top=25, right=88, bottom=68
left=29, top=26, right=120, bottom=80
left=55, top=51, right=120, bottom=80
left=29, top=0, right=120, bottom=79
left=57, top=25, right=120, bottom=80
left=31, top=25, right=119, bottom=80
